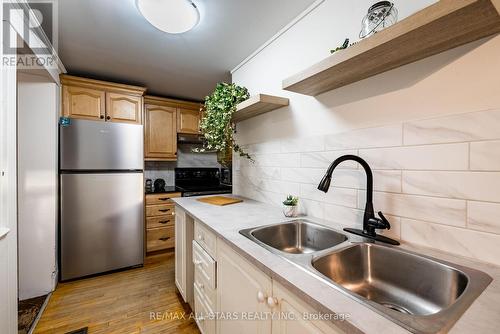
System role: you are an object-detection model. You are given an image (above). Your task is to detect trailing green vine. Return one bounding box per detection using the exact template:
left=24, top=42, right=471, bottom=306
left=195, top=82, right=252, bottom=165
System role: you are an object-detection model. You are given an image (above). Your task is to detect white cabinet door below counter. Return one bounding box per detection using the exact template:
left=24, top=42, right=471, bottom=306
left=216, top=241, right=272, bottom=334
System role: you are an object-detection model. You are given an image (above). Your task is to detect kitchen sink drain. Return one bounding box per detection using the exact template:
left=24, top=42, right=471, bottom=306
left=381, top=302, right=412, bottom=315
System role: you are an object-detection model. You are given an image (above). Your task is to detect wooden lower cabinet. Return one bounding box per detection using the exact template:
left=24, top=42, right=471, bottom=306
left=146, top=226, right=174, bottom=252
left=145, top=193, right=181, bottom=253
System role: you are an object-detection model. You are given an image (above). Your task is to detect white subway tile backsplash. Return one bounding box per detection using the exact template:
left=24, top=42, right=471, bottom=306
left=403, top=171, right=500, bottom=202
left=324, top=204, right=364, bottom=227
left=299, top=184, right=357, bottom=208
left=240, top=166, right=281, bottom=180
left=281, top=135, right=325, bottom=153
left=259, top=179, right=300, bottom=196
left=247, top=140, right=281, bottom=154
left=233, top=109, right=500, bottom=265
left=401, top=218, right=500, bottom=266
left=468, top=201, right=500, bottom=235
left=300, top=150, right=358, bottom=168
left=254, top=153, right=301, bottom=168
left=404, top=109, right=500, bottom=145
left=281, top=168, right=324, bottom=184
left=325, top=124, right=402, bottom=150
left=331, top=170, right=401, bottom=192
left=359, top=143, right=469, bottom=170
left=470, top=140, right=500, bottom=170
left=359, top=192, right=466, bottom=227
left=299, top=199, right=325, bottom=219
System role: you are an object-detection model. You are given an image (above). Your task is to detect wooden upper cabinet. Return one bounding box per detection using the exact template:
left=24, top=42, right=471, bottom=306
left=106, top=93, right=142, bottom=124
left=177, top=107, right=201, bottom=134
left=144, top=97, right=178, bottom=161
left=62, top=85, right=106, bottom=121
left=60, top=75, right=146, bottom=124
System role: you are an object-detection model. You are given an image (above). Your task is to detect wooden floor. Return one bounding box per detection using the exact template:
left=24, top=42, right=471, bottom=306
left=34, top=252, right=200, bottom=334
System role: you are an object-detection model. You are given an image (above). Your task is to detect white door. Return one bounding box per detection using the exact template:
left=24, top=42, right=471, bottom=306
left=0, top=21, right=18, bottom=333
left=216, top=241, right=272, bottom=334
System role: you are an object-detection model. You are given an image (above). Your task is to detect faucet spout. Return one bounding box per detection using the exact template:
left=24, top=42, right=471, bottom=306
left=317, top=155, right=399, bottom=245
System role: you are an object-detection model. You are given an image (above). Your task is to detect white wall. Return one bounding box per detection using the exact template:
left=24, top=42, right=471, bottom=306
left=232, top=0, right=500, bottom=265
left=0, top=2, right=18, bottom=331
left=17, top=73, right=59, bottom=300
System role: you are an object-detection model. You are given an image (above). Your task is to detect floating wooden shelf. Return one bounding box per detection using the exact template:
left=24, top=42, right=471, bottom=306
left=283, top=0, right=500, bottom=96
left=233, top=94, right=289, bottom=122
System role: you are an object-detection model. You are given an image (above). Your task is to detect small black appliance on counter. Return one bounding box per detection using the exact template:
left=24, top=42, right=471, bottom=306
left=153, top=178, right=166, bottom=193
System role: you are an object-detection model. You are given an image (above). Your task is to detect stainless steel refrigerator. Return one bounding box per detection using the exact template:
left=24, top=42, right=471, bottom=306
left=60, top=119, right=144, bottom=281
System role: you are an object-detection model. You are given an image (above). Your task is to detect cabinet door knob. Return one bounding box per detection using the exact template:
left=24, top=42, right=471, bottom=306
left=257, top=291, right=266, bottom=303
left=267, top=296, right=278, bottom=308
left=193, top=260, right=202, bottom=266
left=100, top=115, right=104, bottom=119
left=106, top=115, right=111, bottom=120
left=198, top=234, right=204, bottom=241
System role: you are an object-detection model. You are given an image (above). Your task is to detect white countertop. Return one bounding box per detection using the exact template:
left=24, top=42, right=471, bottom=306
left=173, top=195, right=500, bottom=334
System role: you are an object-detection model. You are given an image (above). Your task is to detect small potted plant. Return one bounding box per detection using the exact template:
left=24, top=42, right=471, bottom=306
left=282, top=195, right=299, bottom=218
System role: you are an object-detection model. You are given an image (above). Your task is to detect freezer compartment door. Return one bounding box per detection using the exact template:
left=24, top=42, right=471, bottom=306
left=60, top=173, right=144, bottom=280
left=60, top=119, right=144, bottom=170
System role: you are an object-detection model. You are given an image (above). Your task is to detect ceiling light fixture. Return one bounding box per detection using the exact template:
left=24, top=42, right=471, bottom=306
left=137, top=0, right=200, bottom=34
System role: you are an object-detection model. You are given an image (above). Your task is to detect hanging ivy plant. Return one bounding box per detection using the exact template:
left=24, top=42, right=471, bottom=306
left=195, top=82, right=252, bottom=165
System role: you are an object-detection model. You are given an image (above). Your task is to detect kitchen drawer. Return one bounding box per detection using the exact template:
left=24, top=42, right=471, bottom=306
left=193, top=240, right=216, bottom=290
left=194, top=265, right=216, bottom=312
left=147, top=226, right=175, bottom=252
left=146, top=215, right=174, bottom=229
left=146, top=193, right=181, bottom=205
left=194, top=284, right=215, bottom=334
left=194, top=220, right=216, bottom=258
left=146, top=203, right=174, bottom=217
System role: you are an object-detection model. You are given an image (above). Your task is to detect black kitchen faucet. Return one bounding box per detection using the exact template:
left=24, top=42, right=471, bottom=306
left=317, top=154, right=400, bottom=245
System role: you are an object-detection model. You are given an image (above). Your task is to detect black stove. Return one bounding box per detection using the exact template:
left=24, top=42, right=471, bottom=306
left=175, top=168, right=232, bottom=197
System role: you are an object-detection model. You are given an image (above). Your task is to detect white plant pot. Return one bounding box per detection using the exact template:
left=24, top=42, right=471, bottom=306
left=283, top=205, right=298, bottom=218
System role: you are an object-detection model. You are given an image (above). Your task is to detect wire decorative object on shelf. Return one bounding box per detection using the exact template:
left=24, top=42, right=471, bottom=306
left=359, top=1, right=398, bottom=39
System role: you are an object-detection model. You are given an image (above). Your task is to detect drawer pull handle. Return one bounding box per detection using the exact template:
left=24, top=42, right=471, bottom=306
left=159, top=209, right=170, bottom=213
left=159, top=220, right=170, bottom=224
left=159, top=197, right=170, bottom=201
left=159, top=237, right=171, bottom=241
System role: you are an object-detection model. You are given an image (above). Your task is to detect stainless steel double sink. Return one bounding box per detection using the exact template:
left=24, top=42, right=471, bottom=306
left=240, top=219, right=492, bottom=334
